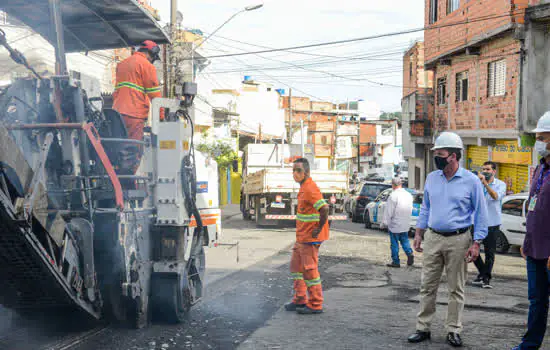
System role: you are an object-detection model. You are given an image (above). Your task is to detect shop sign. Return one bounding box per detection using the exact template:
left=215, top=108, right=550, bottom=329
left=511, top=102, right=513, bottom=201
left=492, top=140, right=532, bottom=165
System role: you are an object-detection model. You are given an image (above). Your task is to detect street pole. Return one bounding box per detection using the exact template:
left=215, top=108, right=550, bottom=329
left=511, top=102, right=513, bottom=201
left=357, top=119, right=361, bottom=174
left=169, top=0, right=177, bottom=98
left=300, top=119, right=304, bottom=157
left=288, top=88, right=293, bottom=143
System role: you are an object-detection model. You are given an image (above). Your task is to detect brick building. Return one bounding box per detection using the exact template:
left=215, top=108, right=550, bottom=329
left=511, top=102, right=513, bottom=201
left=422, top=0, right=535, bottom=194
left=401, top=42, right=434, bottom=190
left=281, top=96, right=376, bottom=171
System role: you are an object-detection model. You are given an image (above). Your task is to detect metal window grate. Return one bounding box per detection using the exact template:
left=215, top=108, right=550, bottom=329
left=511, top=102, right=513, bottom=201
left=456, top=71, right=469, bottom=102
left=437, top=78, right=447, bottom=105
left=488, top=60, right=506, bottom=97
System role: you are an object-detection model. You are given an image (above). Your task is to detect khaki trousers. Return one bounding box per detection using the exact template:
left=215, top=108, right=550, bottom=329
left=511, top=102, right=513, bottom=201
left=416, top=229, right=472, bottom=334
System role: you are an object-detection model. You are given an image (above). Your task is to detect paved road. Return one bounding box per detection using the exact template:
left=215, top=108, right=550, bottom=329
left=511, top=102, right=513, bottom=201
left=0, top=213, right=541, bottom=349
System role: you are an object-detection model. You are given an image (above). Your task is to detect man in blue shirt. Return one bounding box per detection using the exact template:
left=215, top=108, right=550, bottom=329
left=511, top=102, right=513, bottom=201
left=408, top=132, right=488, bottom=348
left=472, top=161, right=506, bottom=289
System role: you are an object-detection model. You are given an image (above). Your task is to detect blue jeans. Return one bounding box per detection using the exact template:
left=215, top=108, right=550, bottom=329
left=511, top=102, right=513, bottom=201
left=389, top=231, right=413, bottom=264
left=518, top=257, right=550, bottom=349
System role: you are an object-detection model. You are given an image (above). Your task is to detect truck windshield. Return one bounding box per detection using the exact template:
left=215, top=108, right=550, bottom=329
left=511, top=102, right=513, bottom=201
left=360, top=184, right=390, bottom=199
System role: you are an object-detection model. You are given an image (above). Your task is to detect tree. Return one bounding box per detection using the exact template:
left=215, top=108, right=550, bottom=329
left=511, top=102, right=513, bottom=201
left=379, top=111, right=402, bottom=122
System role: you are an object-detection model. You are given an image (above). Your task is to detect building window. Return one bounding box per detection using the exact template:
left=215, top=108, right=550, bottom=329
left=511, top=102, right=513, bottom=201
left=409, top=61, right=413, bottom=80
left=456, top=71, right=469, bottom=102
left=488, top=59, right=506, bottom=97
left=429, top=0, right=438, bottom=24
left=437, top=78, right=447, bottom=105
left=447, top=0, right=460, bottom=14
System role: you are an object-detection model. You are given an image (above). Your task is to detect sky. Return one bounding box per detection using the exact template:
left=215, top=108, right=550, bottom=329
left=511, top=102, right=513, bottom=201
left=151, top=0, right=425, bottom=113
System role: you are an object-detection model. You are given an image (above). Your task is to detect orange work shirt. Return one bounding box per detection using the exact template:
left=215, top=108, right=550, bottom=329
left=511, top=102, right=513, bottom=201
left=296, top=177, right=329, bottom=243
left=112, top=52, right=162, bottom=119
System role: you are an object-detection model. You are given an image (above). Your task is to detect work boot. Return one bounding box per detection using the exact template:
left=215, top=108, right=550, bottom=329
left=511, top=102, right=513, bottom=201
left=407, top=254, right=414, bottom=266
left=386, top=262, right=400, bottom=268
left=284, top=302, right=306, bottom=311
left=297, top=306, right=323, bottom=315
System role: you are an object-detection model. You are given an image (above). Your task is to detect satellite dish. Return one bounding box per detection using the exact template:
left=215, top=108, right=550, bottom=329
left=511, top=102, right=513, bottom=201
left=176, top=11, right=183, bottom=26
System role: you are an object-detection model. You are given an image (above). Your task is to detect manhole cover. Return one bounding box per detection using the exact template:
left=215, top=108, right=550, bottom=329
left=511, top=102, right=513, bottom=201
left=337, top=280, right=388, bottom=288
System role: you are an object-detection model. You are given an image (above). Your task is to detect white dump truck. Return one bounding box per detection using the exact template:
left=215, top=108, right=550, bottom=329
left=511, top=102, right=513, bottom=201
left=240, top=144, right=348, bottom=226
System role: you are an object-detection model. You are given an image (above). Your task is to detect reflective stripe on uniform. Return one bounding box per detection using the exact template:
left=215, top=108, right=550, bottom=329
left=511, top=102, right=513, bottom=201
left=296, top=213, right=320, bottom=222
left=291, top=272, right=304, bottom=280
left=115, top=82, right=160, bottom=95
left=115, top=81, right=145, bottom=93
left=313, top=199, right=328, bottom=210
left=305, top=277, right=322, bottom=287
left=145, top=86, right=161, bottom=93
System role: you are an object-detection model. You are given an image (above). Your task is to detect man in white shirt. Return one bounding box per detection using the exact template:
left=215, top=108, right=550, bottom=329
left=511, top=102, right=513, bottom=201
left=472, top=161, right=507, bottom=289
left=382, top=177, right=414, bottom=268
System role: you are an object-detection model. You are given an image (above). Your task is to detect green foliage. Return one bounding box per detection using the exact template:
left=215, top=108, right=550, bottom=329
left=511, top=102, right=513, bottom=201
left=380, top=111, right=402, bottom=122
left=196, top=137, right=238, bottom=169
left=521, top=133, right=536, bottom=147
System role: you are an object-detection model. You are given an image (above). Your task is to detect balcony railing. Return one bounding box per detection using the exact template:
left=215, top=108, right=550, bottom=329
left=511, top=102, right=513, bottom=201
left=410, top=120, right=432, bottom=137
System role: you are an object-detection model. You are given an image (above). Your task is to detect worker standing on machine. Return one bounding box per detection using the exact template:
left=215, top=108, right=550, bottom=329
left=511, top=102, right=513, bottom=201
left=285, top=158, right=329, bottom=315
left=113, top=40, right=162, bottom=173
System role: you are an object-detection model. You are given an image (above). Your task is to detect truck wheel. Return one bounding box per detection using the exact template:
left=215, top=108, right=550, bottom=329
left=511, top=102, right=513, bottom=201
left=255, top=197, right=263, bottom=226
left=351, top=208, right=358, bottom=223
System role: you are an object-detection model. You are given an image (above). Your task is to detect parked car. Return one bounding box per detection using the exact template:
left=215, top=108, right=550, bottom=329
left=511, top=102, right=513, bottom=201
left=362, top=188, right=422, bottom=233
left=348, top=181, right=392, bottom=223
left=499, top=193, right=528, bottom=253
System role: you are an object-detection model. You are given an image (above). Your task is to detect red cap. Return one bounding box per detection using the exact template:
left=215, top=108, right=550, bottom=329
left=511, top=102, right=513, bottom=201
left=141, top=40, right=158, bottom=50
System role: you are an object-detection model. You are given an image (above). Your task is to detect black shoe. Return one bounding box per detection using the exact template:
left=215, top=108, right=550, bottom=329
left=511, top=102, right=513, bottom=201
left=482, top=279, right=493, bottom=289
left=386, top=262, right=400, bottom=268
left=471, top=277, right=483, bottom=286
left=284, top=302, right=305, bottom=311
left=407, top=331, right=431, bottom=343
left=407, top=254, right=414, bottom=266
left=447, top=332, right=463, bottom=347
left=296, top=306, right=323, bottom=315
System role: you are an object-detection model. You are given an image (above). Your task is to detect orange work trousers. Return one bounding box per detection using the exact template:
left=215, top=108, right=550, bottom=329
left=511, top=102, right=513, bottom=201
left=121, top=114, right=146, bottom=175
left=290, top=242, right=323, bottom=310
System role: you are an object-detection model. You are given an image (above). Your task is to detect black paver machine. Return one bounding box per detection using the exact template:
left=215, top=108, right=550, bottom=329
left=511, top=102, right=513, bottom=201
left=0, top=0, right=220, bottom=328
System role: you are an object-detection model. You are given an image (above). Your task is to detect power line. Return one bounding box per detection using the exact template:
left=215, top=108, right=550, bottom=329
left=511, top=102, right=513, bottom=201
left=186, top=11, right=524, bottom=60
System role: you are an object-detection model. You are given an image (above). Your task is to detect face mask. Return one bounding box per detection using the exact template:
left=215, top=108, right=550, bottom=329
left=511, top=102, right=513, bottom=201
left=482, top=172, right=493, bottom=182
left=434, top=156, right=450, bottom=170
left=535, top=140, right=550, bottom=158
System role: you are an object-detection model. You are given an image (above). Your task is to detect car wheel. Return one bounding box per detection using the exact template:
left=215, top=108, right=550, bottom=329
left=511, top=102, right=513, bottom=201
left=351, top=206, right=358, bottom=223
left=364, top=211, right=372, bottom=229
left=495, top=229, right=510, bottom=254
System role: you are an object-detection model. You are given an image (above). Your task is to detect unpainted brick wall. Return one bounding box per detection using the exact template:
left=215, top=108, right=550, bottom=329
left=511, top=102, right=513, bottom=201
left=433, top=35, right=520, bottom=131
left=423, top=0, right=525, bottom=62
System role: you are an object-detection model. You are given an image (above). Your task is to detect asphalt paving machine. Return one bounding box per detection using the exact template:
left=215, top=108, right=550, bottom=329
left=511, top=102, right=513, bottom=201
left=0, top=0, right=220, bottom=328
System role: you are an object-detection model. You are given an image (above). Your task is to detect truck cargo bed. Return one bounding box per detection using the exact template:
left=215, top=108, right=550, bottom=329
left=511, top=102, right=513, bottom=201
left=243, top=169, right=347, bottom=195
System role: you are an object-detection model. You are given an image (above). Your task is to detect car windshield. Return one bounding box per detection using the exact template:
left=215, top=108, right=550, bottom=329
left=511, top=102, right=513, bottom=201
left=360, top=184, right=391, bottom=198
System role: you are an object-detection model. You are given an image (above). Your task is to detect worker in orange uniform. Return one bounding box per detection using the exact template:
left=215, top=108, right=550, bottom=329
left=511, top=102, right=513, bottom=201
left=112, top=40, right=162, bottom=173
left=285, top=157, right=329, bottom=315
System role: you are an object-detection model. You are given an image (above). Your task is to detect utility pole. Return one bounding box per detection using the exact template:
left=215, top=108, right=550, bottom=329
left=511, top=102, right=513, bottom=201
left=357, top=114, right=362, bottom=174
left=288, top=88, right=292, bottom=143
left=169, top=0, right=177, bottom=97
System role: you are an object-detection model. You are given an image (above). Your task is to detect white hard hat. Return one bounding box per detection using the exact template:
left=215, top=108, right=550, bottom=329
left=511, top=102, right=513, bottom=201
left=431, top=131, right=464, bottom=150
left=533, top=111, right=550, bottom=133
